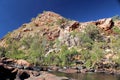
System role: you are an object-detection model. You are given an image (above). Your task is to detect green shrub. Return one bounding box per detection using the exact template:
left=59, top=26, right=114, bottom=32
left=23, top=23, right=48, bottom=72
left=58, top=45, right=79, bottom=66
left=56, top=18, right=68, bottom=26
left=81, top=50, right=90, bottom=61
left=44, top=53, right=61, bottom=66
left=113, top=26, right=120, bottom=34
left=5, top=47, right=26, bottom=59
left=85, top=60, right=92, bottom=68
left=0, top=47, right=6, bottom=57
left=27, top=36, right=46, bottom=65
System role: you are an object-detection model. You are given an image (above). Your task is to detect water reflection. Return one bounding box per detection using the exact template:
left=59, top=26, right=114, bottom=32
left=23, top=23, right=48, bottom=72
left=51, top=72, right=120, bottom=80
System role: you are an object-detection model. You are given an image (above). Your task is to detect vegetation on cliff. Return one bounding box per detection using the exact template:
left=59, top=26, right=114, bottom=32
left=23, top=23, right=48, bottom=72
left=0, top=11, right=120, bottom=70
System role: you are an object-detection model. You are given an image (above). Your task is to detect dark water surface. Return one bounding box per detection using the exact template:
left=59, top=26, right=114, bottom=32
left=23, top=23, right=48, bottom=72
left=51, top=72, right=120, bottom=80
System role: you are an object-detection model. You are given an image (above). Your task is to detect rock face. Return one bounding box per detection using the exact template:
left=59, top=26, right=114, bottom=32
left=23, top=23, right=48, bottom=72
left=0, top=11, right=120, bottom=78
left=0, top=11, right=119, bottom=50
left=67, top=21, right=79, bottom=31
left=96, top=18, right=114, bottom=31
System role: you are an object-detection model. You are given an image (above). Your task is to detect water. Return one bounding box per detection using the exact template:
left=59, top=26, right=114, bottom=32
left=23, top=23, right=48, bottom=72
left=51, top=72, right=120, bottom=80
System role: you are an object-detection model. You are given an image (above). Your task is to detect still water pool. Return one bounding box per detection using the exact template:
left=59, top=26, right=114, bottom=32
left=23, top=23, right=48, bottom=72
left=51, top=72, right=120, bottom=80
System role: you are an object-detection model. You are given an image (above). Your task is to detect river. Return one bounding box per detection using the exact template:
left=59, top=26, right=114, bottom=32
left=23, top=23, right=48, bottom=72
left=51, top=72, right=120, bottom=80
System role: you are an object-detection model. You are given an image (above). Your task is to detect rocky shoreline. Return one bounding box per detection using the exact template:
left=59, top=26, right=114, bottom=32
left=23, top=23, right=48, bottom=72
left=0, top=57, right=70, bottom=80
left=0, top=57, right=120, bottom=80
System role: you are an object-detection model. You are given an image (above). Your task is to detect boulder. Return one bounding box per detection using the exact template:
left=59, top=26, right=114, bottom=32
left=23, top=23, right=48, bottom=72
left=69, top=21, right=79, bottom=31
left=48, top=66, right=59, bottom=71
left=0, top=57, right=14, bottom=64
left=0, top=60, right=41, bottom=80
left=15, top=59, right=31, bottom=69
left=96, top=18, right=114, bottom=31
left=0, top=63, right=18, bottom=80
left=16, top=70, right=30, bottom=80
left=23, top=28, right=33, bottom=32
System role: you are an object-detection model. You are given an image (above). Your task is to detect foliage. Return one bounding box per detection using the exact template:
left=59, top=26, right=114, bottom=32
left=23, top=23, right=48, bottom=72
left=112, top=15, right=120, bottom=21
left=85, top=24, right=103, bottom=41
left=6, top=50, right=27, bottom=59
left=54, top=39, right=61, bottom=48
left=58, top=45, right=79, bottom=66
left=112, top=26, right=120, bottom=34
left=30, top=38, right=45, bottom=65
left=109, top=36, right=120, bottom=64
left=90, top=42, right=104, bottom=67
left=0, top=47, right=6, bottom=57
left=44, top=53, right=61, bottom=66
left=80, top=42, right=104, bottom=68
left=77, top=25, right=105, bottom=68
left=56, top=19, right=63, bottom=25
left=5, top=39, right=27, bottom=59
left=56, top=18, right=68, bottom=26
left=70, top=30, right=79, bottom=37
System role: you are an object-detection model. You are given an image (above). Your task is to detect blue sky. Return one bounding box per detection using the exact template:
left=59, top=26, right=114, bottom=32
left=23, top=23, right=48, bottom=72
left=0, top=0, right=120, bottom=38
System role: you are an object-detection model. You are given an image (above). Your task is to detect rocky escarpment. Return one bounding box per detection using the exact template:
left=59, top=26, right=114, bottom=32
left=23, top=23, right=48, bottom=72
left=0, top=12, right=119, bottom=48
left=0, top=11, right=119, bottom=48
left=0, top=11, right=120, bottom=76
